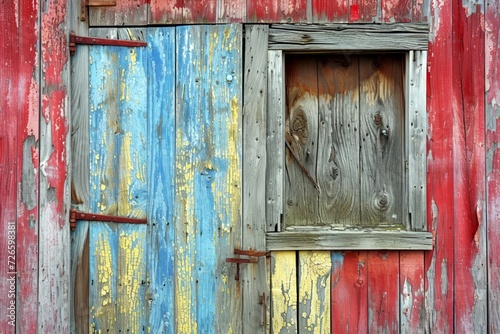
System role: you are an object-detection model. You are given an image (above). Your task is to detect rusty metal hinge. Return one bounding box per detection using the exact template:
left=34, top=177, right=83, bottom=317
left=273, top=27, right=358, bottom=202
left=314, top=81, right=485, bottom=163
left=226, top=249, right=269, bottom=281
left=69, top=209, right=147, bottom=231
left=81, top=0, right=116, bottom=22
left=69, top=31, right=147, bottom=56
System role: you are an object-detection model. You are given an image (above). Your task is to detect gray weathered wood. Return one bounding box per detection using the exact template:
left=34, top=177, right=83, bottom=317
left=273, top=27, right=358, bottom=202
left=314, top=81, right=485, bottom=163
left=268, top=24, right=429, bottom=51
left=266, top=50, right=285, bottom=232
left=267, top=230, right=433, bottom=250
left=407, top=51, right=427, bottom=231
left=89, top=0, right=147, bottom=26
left=69, top=0, right=90, bottom=332
left=359, top=54, right=405, bottom=226
left=242, top=25, right=269, bottom=334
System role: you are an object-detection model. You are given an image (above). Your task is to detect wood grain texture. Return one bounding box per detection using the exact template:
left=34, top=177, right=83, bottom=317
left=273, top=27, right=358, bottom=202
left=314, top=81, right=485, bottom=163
left=359, top=54, right=404, bottom=226
left=88, top=28, right=148, bottom=333
left=267, top=50, right=285, bottom=232
left=267, top=230, right=433, bottom=250
left=297, top=251, right=331, bottom=333
left=89, top=0, right=147, bottom=26
left=38, top=0, right=71, bottom=332
left=216, top=0, right=246, bottom=22
left=486, top=0, right=500, bottom=330
left=382, top=0, right=412, bottom=22
left=284, top=55, right=319, bottom=227
left=268, top=24, right=429, bottom=51
left=312, top=0, right=349, bottom=23
left=69, top=0, right=91, bottom=332
left=247, top=0, right=280, bottom=22
left=242, top=25, right=269, bottom=334
left=331, top=251, right=368, bottom=333
left=399, top=251, right=425, bottom=332
left=174, top=25, right=242, bottom=333
left=147, top=26, right=176, bottom=334
left=0, top=0, right=40, bottom=332
left=452, top=2, right=487, bottom=331
left=367, top=251, right=399, bottom=333
left=270, top=251, right=298, bottom=333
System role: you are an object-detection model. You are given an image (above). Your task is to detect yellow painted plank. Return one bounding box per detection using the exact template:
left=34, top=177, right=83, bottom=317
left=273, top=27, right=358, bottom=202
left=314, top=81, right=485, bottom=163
left=271, top=251, right=298, bottom=334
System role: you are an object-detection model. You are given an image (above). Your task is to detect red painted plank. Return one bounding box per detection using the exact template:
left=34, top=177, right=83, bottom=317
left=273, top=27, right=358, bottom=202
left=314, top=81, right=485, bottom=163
left=381, top=0, right=412, bottom=22
left=281, top=0, right=308, bottom=23
left=486, top=0, right=500, bottom=331
left=349, top=0, right=379, bottom=22
left=367, top=251, right=399, bottom=333
left=247, top=0, right=280, bottom=22
left=331, top=251, right=368, bottom=333
left=0, top=0, right=39, bottom=333
left=452, top=2, right=487, bottom=332
left=216, top=0, right=246, bottom=22
left=183, top=0, right=217, bottom=22
left=412, top=0, right=429, bottom=23
left=399, top=251, right=425, bottom=332
left=425, top=0, right=454, bottom=331
left=312, top=0, right=350, bottom=23
left=89, top=0, right=148, bottom=25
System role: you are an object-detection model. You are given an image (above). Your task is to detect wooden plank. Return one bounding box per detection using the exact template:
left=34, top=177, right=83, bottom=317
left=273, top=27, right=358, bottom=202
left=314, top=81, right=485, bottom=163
left=331, top=251, right=368, bottom=333
left=242, top=25, right=269, bottom=334
left=317, top=54, right=360, bottom=226
left=0, top=0, right=39, bottom=332
left=349, top=0, right=380, bottom=22
left=281, top=0, right=309, bottom=23
left=149, top=0, right=184, bottom=24
left=312, top=0, right=349, bottom=23
left=407, top=51, right=427, bottom=231
left=486, top=0, right=500, bottom=330
left=69, top=0, right=91, bottom=332
left=147, top=26, right=176, bottom=334
left=424, top=0, right=454, bottom=329
left=452, top=2, right=487, bottom=332
left=88, top=28, right=148, bottom=333
left=367, top=251, right=399, bottom=333
left=412, top=0, right=430, bottom=23
left=216, top=0, right=246, bottom=22
left=174, top=24, right=242, bottom=333
left=284, top=55, right=319, bottom=227
left=182, top=0, right=217, bottom=22
left=267, top=230, right=433, bottom=250
left=297, top=251, right=331, bottom=333
left=38, top=0, right=71, bottom=331
left=89, top=0, right=147, bottom=26
left=247, top=0, right=280, bottom=22
left=268, top=24, right=429, bottom=51
left=267, top=50, right=285, bottom=232
left=359, top=54, right=405, bottom=227
left=270, top=251, right=298, bottom=333
left=381, top=0, right=412, bottom=22
left=399, top=251, right=425, bottom=333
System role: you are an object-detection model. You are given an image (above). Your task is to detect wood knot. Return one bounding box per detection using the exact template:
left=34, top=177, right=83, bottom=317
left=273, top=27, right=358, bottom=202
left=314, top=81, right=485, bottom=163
left=291, top=109, right=308, bottom=145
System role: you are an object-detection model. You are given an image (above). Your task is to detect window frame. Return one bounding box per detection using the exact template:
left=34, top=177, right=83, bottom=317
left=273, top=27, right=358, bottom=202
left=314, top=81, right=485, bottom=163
left=262, top=24, right=432, bottom=250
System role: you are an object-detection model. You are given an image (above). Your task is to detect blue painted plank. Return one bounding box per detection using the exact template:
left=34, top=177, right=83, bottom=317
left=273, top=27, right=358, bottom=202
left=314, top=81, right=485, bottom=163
left=147, top=26, right=176, bottom=334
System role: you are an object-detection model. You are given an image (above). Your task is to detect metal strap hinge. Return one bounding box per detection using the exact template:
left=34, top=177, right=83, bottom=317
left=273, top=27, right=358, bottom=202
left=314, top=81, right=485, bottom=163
left=226, top=249, right=269, bottom=281
left=69, top=209, right=147, bottom=231
left=69, top=31, right=147, bottom=56
left=81, top=0, right=116, bottom=22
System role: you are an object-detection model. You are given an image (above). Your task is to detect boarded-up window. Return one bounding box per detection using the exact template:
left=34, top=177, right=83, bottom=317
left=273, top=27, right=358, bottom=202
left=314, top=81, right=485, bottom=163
left=285, top=54, right=405, bottom=228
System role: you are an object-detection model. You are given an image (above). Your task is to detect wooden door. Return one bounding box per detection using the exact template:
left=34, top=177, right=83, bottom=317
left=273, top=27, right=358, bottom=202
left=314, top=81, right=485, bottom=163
left=87, top=25, right=243, bottom=333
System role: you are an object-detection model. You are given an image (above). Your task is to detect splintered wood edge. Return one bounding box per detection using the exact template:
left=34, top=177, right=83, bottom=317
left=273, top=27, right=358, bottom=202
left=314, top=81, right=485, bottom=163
left=266, top=230, right=433, bottom=250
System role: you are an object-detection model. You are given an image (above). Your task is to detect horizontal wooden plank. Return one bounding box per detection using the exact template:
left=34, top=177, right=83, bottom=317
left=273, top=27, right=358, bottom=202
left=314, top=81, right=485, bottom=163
left=269, top=23, right=429, bottom=50
left=266, top=230, right=433, bottom=250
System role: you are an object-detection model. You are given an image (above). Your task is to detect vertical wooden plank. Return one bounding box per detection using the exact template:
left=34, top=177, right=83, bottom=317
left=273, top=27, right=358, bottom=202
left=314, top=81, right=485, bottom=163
left=247, top=0, right=280, bottom=22
left=38, top=0, right=71, bottom=331
left=452, top=1, right=487, bottom=331
left=359, top=54, right=405, bottom=227
left=88, top=28, right=148, bottom=333
left=0, top=0, right=39, bottom=332
left=425, top=0, right=454, bottom=331
left=407, top=51, right=428, bottom=231
left=242, top=25, right=269, bottom=334
left=284, top=55, right=319, bottom=227
left=412, top=0, right=430, bottom=22
left=216, top=0, right=246, bottom=22
left=331, top=251, right=368, bottom=333
left=69, top=0, right=90, bottom=332
left=175, top=24, right=242, bottom=333
left=271, top=251, right=298, bottom=334
left=317, top=55, right=360, bottom=226
left=381, top=0, right=412, bottom=22
left=281, top=0, right=309, bottom=22
left=147, top=26, right=176, bottom=334
left=399, top=251, right=425, bottom=333
left=312, top=0, right=350, bottom=23
left=367, top=251, right=399, bottom=333
left=183, top=0, right=217, bottom=21
left=267, top=50, right=285, bottom=232
left=89, top=0, right=147, bottom=26
left=349, top=0, right=379, bottom=22
left=486, top=0, right=500, bottom=331
left=297, top=251, right=331, bottom=333
left=149, top=0, right=184, bottom=24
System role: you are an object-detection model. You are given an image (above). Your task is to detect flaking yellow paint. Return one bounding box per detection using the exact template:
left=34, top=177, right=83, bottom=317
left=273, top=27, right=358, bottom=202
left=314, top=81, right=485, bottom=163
left=271, top=251, right=298, bottom=333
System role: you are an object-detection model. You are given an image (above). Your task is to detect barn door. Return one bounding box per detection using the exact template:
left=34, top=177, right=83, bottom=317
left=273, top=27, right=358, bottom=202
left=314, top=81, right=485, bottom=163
left=87, top=25, right=243, bottom=333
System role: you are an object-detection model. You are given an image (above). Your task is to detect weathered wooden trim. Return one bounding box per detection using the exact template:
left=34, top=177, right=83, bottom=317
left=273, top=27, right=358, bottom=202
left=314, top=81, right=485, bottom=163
left=266, top=230, right=433, bottom=250
left=266, top=50, right=285, bottom=232
left=270, top=251, right=297, bottom=333
left=242, top=25, right=269, bottom=334
left=407, top=50, right=427, bottom=231
left=268, top=23, right=429, bottom=51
